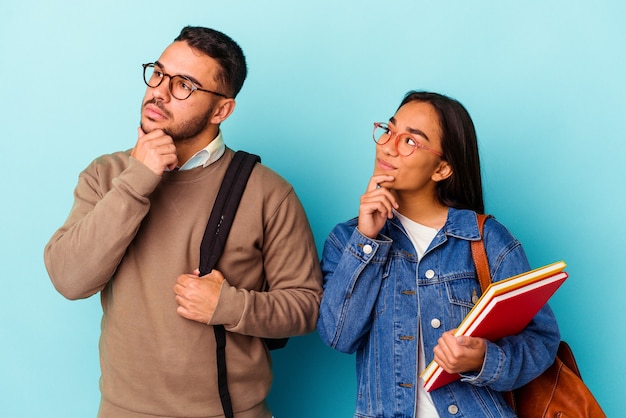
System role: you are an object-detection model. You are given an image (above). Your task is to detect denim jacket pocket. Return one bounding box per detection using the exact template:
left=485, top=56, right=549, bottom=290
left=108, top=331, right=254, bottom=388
left=445, top=276, right=479, bottom=325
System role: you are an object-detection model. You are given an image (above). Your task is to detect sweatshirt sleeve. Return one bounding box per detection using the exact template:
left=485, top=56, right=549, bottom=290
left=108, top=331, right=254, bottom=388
left=209, top=185, right=324, bottom=338
left=44, top=155, right=161, bottom=300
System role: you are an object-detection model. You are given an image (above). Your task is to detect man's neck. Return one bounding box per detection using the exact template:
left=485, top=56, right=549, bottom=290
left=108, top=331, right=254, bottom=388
left=175, top=130, right=219, bottom=166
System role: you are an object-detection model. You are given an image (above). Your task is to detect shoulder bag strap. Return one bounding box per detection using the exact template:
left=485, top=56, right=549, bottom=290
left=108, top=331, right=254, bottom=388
left=199, top=150, right=260, bottom=418
left=470, top=213, right=517, bottom=411
left=471, top=213, right=493, bottom=293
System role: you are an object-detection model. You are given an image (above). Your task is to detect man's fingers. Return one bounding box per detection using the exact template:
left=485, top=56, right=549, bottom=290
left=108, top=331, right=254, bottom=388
left=131, top=129, right=178, bottom=174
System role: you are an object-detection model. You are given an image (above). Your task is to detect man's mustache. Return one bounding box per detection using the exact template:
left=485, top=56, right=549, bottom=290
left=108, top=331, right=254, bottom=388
left=143, top=99, right=172, bottom=118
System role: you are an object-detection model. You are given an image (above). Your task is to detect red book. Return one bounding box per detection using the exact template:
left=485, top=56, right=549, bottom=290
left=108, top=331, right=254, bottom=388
left=421, top=261, right=567, bottom=392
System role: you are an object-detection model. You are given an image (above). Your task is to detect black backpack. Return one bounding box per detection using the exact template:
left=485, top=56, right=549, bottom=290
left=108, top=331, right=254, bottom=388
left=199, top=151, right=287, bottom=418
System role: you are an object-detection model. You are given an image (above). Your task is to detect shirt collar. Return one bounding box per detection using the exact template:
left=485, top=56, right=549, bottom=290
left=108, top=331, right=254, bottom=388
left=177, top=131, right=226, bottom=171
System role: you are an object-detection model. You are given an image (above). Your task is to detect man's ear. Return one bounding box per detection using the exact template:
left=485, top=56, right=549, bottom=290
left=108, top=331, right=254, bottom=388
left=210, top=98, right=236, bottom=124
left=432, top=160, right=453, bottom=182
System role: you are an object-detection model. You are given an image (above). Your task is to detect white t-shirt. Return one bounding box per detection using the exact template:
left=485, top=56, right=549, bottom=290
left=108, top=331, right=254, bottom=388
left=395, top=211, right=440, bottom=417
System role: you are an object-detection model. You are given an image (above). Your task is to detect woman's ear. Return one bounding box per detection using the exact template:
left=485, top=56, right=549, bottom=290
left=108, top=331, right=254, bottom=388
left=432, top=160, right=453, bottom=182
left=210, top=98, right=236, bottom=124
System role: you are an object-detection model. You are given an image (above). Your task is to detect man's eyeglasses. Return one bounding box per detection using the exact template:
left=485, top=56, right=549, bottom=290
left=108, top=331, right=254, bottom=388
left=372, top=122, right=443, bottom=158
left=142, top=63, right=230, bottom=100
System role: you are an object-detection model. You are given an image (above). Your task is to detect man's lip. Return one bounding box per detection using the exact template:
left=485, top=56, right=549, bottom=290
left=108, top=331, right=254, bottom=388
left=143, top=103, right=167, bottom=120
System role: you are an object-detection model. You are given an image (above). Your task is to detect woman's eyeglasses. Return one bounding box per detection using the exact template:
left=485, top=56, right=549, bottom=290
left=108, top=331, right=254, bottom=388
left=372, top=122, right=443, bottom=157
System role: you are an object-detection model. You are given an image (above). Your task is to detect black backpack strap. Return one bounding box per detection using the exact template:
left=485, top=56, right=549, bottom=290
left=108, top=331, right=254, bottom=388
left=214, top=325, right=232, bottom=418
left=199, top=150, right=260, bottom=418
left=199, top=151, right=260, bottom=276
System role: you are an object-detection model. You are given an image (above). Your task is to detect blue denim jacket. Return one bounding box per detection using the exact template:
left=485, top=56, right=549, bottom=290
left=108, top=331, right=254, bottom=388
left=317, top=208, right=560, bottom=418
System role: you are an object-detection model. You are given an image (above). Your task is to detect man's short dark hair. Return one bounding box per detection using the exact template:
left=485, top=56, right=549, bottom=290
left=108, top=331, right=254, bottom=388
left=175, top=26, right=247, bottom=98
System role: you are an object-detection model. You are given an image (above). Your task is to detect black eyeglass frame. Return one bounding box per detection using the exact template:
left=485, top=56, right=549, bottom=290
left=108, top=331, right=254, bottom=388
left=142, top=63, right=230, bottom=100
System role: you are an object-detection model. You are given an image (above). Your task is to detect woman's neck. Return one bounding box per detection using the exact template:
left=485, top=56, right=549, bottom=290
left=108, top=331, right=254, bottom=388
left=394, top=192, right=449, bottom=229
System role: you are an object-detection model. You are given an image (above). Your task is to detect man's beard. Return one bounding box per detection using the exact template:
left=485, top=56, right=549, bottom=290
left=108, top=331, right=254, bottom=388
left=141, top=99, right=212, bottom=143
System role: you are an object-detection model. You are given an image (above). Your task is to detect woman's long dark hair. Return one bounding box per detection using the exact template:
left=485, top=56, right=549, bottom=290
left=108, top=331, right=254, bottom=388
left=399, top=91, right=484, bottom=213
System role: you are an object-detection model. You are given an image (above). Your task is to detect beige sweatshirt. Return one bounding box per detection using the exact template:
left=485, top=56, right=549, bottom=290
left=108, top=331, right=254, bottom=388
left=44, top=148, right=323, bottom=417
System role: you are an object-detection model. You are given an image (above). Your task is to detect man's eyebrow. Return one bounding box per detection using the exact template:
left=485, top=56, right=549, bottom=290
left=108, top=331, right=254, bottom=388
left=154, top=60, right=205, bottom=88
left=389, top=116, right=431, bottom=142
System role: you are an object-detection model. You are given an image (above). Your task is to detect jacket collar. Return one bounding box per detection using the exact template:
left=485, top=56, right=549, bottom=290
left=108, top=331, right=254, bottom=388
left=442, top=208, right=483, bottom=241
left=389, top=207, right=482, bottom=242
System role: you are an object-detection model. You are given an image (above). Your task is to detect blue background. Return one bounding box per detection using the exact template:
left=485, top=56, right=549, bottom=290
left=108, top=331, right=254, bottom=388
left=1, top=1, right=624, bottom=416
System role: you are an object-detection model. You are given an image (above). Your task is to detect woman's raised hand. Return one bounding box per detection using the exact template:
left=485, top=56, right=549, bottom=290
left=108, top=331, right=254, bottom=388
left=357, top=175, right=398, bottom=239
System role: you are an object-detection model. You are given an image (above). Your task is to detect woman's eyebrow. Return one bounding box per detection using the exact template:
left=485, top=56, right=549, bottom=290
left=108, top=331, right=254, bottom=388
left=389, top=116, right=431, bottom=142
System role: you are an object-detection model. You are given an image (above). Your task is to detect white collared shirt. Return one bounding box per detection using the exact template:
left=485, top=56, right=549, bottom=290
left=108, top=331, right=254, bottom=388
left=177, top=131, right=226, bottom=171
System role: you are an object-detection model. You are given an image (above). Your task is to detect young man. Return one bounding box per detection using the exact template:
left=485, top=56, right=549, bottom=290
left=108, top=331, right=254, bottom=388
left=44, top=26, right=323, bottom=418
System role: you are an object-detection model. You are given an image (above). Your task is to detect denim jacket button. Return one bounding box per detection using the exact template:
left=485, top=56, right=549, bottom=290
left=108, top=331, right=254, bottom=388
left=448, top=404, right=459, bottom=414
left=425, top=269, right=435, bottom=279
left=362, top=244, right=373, bottom=255
left=430, top=318, right=441, bottom=329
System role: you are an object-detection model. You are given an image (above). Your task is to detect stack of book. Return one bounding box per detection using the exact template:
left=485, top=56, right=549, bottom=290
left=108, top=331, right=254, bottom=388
left=420, top=261, right=568, bottom=392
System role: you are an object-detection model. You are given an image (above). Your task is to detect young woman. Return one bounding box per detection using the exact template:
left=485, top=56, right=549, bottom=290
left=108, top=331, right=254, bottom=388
left=317, top=91, right=560, bottom=417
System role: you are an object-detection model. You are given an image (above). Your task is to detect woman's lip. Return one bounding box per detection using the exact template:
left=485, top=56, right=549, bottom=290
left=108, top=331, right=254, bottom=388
left=376, top=158, right=396, bottom=171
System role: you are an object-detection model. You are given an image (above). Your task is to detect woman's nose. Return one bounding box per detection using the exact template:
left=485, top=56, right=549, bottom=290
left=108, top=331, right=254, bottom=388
left=380, top=133, right=400, bottom=156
